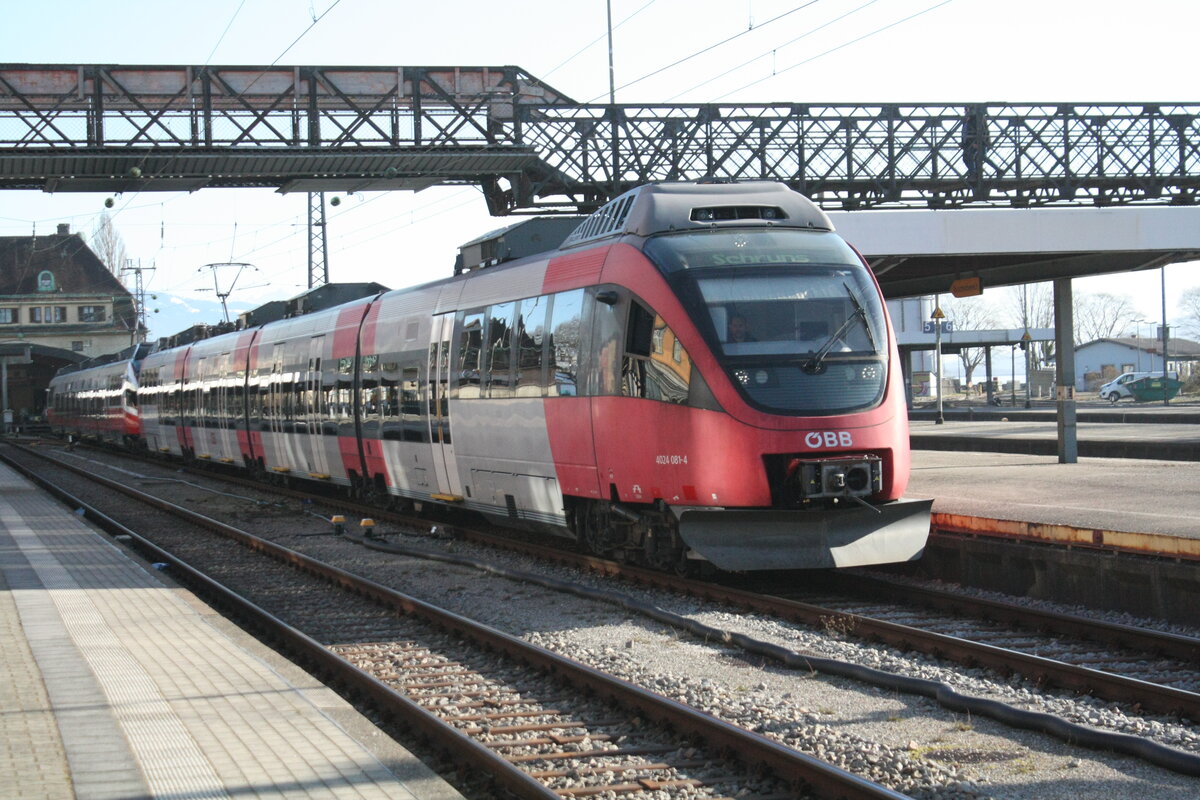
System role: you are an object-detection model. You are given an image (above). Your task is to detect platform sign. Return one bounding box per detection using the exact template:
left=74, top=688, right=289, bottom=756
left=922, top=321, right=954, bottom=334
left=950, top=277, right=982, bottom=297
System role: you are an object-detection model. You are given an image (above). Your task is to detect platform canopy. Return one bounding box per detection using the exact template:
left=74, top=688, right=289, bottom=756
left=830, top=206, right=1200, bottom=298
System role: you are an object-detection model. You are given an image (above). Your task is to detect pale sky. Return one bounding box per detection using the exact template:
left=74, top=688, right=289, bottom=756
left=1, top=0, right=1197, bottom=339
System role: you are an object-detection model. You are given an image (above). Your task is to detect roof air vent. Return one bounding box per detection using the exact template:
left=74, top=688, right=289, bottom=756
left=691, top=205, right=787, bottom=222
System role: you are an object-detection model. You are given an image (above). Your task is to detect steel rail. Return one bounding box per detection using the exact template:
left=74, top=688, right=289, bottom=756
left=403, top=523, right=1200, bottom=720
left=109, top=444, right=1200, bottom=717
left=48, top=441, right=1200, bottom=717
left=827, top=571, right=1200, bottom=665
left=0, top=447, right=561, bottom=800
left=2, top=443, right=909, bottom=800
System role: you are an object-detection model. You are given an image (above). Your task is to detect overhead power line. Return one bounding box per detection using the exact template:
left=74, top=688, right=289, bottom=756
left=667, top=0, right=882, bottom=102
left=590, top=1, right=823, bottom=102
left=543, top=0, right=660, bottom=80
left=713, top=0, right=956, bottom=101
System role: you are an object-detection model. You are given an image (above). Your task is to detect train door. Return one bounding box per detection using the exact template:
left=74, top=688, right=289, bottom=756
left=428, top=313, right=463, bottom=499
left=304, top=335, right=331, bottom=477
left=262, top=341, right=287, bottom=465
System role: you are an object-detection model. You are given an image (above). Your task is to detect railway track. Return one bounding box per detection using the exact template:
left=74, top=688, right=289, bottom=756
left=433, top=515, right=1200, bottom=721
left=1, top=441, right=907, bottom=800
left=12, top=440, right=1200, bottom=783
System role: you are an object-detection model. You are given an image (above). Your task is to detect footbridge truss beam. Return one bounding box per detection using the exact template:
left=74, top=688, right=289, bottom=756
left=0, top=64, right=1196, bottom=213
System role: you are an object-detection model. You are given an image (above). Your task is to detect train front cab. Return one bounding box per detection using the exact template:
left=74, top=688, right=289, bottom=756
left=538, top=198, right=930, bottom=572
left=48, top=359, right=141, bottom=447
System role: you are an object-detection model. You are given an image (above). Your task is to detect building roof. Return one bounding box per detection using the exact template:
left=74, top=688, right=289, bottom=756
left=1077, top=337, right=1200, bottom=358
left=0, top=226, right=132, bottom=298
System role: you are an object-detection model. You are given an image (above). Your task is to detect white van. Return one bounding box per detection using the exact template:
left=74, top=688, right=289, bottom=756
left=1099, top=371, right=1178, bottom=403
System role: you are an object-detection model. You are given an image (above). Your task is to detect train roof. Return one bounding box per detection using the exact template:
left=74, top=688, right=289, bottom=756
left=561, top=181, right=834, bottom=250
left=50, top=342, right=151, bottom=379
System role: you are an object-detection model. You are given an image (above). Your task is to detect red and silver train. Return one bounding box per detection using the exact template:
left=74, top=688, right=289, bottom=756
left=48, top=181, right=931, bottom=572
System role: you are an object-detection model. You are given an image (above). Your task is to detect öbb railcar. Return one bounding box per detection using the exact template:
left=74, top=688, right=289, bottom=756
left=47, top=348, right=144, bottom=446
left=50, top=181, right=931, bottom=572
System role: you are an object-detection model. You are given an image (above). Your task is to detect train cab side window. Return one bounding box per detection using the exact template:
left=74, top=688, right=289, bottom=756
left=548, top=290, right=583, bottom=397
left=622, top=302, right=691, bottom=404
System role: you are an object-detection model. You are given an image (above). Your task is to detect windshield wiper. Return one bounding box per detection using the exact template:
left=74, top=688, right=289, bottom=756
left=802, top=282, right=877, bottom=375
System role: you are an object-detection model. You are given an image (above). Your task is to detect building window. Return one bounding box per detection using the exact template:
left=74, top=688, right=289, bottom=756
left=30, top=306, right=67, bottom=323
left=37, top=270, right=56, bottom=292
left=78, top=305, right=106, bottom=322
left=0, top=308, right=15, bottom=324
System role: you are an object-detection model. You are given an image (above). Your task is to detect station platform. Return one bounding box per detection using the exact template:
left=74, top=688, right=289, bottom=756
left=909, top=400, right=1200, bottom=460
left=907, top=449, right=1200, bottom=543
left=904, top=448, right=1200, bottom=622
left=0, top=460, right=464, bottom=800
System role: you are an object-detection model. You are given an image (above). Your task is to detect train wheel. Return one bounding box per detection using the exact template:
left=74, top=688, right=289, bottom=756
left=672, top=552, right=698, bottom=577
left=362, top=474, right=388, bottom=507
left=578, top=501, right=615, bottom=556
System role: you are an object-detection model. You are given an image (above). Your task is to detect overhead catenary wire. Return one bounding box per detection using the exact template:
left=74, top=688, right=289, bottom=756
left=542, top=0, right=660, bottom=80
left=204, top=0, right=249, bottom=66
left=711, top=0, right=956, bottom=101
left=78, top=0, right=348, bottom=293
left=665, top=0, right=884, bottom=102
left=591, top=0, right=823, bottom=102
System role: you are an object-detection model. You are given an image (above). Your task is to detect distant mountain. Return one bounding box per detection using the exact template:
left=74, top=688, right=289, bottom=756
left=143, top=292, right=256, bottom=342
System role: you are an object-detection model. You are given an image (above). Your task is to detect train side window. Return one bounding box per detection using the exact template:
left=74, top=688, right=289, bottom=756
left=401, top=365, right=425, bottom=442
left=486, top=302, right=516, bottom=398
left=456, top=311, right=484, bottom=398
left=379, top=359, right=400, bottom=440
left=515, top=295, right=548, bottom=397
left=548, top=290, right=583, bottom=396
left=360, top=353, right=381, bottom=436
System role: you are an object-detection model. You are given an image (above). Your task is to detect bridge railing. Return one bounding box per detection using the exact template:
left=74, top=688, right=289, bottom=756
left=0, top=64, right=568, bottom=148
left=0, top=65, right=1196, bottom=211
left=513, top=103, right=1199, bottom=209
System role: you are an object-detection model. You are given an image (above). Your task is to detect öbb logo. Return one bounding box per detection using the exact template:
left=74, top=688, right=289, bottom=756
left=805, top=431, right=853, bottom=448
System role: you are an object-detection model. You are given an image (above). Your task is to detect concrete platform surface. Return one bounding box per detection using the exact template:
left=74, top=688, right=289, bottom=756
left=0, top=460, right=465, bottom=800
left=909, top=417, right=1200, bottom=460
left=907, top=449, right=1200, bottom=539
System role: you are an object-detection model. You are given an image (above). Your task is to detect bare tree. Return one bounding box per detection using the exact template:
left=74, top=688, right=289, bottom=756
left=941, top=295, right=1000, bottom=390
left=1006, top=283, right=1055, bottom=368
left=1181, top=285, right=1200, bottom=339
left=1073, top=292, right=1140, bottom=345
left=90, top=210, right=128, bottom=275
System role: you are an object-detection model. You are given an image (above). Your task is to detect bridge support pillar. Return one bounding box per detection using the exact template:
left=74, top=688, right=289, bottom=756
left=1053, top=278, right=1078, bottom=463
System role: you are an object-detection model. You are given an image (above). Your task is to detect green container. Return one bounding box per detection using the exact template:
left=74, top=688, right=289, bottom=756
left=1127, top=376, right=1183, bottom=402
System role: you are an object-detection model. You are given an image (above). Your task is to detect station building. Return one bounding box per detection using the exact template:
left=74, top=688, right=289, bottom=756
left=0, top=223, right=141, bottom=418
left=1075, top=336, right=1200, bottom=391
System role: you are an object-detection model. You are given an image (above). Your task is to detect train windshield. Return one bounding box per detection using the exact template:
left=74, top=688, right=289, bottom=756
left=644, top=229, right=888, bottom=415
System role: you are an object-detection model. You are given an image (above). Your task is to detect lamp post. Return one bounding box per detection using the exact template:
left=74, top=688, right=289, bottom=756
left=1161, top=267, right=1170, bottom=406
left=1010, top=345, right=1016, bottom=406
left=932, top=297, right=945, bottom=424
left=1023, top=329, right=1032, bottom=408
left=1132, top=318, right=1150, bottom=373
left=606, top=0, right=616, bottom=104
